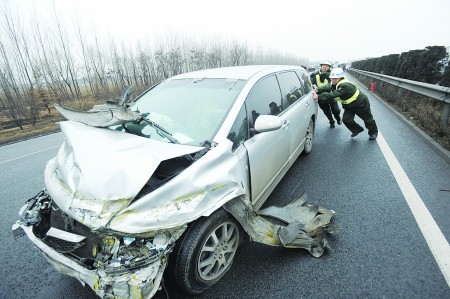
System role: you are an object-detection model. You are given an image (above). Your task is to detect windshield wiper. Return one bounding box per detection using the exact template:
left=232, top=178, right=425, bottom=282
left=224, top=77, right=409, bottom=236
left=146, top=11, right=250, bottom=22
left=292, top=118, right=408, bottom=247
left=140, top=114, right=196, bottom=162
left=192, top=140, right=216, bottom=161
left=140, top=114, right=180, bottom=144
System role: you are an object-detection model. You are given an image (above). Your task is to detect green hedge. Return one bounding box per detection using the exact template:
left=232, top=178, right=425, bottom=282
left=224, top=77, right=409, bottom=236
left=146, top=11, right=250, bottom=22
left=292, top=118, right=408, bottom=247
left=352, top=46, right=450, bottom=87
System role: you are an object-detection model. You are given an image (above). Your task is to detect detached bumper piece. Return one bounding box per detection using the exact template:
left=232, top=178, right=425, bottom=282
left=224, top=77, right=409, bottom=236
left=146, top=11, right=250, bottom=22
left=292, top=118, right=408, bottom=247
left=225, top=192, right=338, bottom=257
left=12, top=190, right=179, bottom=299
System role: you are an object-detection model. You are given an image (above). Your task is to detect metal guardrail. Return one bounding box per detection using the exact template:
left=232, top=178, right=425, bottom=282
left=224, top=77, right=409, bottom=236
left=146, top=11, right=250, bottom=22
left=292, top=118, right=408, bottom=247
left=349, top=68, right=450, bottom=124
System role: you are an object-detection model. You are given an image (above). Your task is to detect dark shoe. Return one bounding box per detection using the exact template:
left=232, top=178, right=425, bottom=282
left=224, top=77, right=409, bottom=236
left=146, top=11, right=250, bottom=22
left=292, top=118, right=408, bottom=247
left=369, top=133, right=378, bottom=140
left=330, top=121, right=335, bottom=128
left=337, top=119, right=342, bottom=125
left=351, top=129, right=364, bottom=137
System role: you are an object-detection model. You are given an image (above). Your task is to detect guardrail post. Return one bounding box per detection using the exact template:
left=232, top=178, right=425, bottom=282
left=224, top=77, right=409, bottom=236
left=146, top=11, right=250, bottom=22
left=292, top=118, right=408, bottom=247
left=442, top=103, right=450, bottom=125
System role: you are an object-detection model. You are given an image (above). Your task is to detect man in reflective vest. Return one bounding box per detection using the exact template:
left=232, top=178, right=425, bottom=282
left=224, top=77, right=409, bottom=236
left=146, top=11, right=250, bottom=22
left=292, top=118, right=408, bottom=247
left=313, top=67, right=378, bottom=140
left=310, top=61, right=341, bottom=127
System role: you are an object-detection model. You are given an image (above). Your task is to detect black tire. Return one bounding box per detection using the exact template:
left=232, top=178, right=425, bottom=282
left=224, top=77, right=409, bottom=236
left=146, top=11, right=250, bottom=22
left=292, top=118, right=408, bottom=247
left=302, top=118, right=315, bottom=155
left=168, top=208, right=242, bottom=295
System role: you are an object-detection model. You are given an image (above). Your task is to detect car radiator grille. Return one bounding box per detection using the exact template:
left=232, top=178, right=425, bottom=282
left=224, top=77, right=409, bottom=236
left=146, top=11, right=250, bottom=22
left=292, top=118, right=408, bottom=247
left=49, top=204, right=101, bottom=258
left=42, top=236, right=85, bottom=253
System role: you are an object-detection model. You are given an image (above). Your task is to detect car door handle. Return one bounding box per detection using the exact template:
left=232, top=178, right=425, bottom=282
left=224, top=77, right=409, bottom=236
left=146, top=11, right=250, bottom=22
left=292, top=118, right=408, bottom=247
left=306, top=101, right=310, bottom=107
left=282, top=120, right=290, bottom=129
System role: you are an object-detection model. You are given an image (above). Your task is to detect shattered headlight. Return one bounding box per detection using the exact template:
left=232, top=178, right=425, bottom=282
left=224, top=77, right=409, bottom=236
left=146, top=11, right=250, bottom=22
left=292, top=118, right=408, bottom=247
left=94, top=233, right=172, bottom=274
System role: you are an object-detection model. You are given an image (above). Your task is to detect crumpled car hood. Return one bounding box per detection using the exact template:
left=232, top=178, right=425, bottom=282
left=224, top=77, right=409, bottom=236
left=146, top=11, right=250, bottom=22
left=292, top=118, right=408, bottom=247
left=45, top=121, right=203, bottom=230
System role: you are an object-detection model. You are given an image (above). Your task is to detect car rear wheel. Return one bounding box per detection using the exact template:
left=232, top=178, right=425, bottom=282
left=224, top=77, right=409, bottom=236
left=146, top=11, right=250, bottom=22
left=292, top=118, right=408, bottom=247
left=169, top=208, right=242, bottom=295
left=302, top=118, right=315, bottom=154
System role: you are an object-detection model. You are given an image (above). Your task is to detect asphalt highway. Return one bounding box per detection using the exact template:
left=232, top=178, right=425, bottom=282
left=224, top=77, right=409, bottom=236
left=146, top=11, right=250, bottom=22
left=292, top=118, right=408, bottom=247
left=0, top=74, right=449, bottom=299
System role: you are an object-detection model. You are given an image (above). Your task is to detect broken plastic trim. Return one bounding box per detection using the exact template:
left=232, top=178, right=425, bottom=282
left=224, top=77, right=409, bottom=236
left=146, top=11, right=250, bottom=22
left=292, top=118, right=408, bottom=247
left=54, top=103, right=141, bottom=128
left=54, top=86, right=141, bottom=128
left=224, top=192, right=338, bottom=257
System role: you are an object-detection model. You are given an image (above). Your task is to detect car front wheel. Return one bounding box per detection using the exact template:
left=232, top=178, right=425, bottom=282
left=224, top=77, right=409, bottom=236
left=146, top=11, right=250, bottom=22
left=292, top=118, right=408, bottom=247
left=169, top=208, right=242, bottom=295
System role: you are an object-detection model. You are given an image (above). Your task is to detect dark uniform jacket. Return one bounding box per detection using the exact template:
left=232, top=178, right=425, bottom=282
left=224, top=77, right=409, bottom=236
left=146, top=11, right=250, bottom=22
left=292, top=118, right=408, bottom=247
left=317, top=80, right=368, bottom=109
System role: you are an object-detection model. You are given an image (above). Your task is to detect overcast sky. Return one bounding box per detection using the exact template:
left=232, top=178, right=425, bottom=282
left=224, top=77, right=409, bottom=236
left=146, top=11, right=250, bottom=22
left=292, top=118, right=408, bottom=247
left=6, top=0, right=450, bottom=63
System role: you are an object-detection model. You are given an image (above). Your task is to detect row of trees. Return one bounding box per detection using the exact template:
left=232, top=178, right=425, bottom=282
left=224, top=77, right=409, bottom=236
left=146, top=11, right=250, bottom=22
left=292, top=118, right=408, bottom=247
left=0, top=5, right=307, bottom=130
left=351, top=46, right=450, bottom=87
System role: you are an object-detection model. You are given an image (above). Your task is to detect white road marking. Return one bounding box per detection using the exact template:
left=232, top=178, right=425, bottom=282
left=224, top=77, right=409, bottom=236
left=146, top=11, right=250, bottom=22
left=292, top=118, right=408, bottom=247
left=377, top=131, right=450, bottom=286
left=0, top=145, right=60, bottom=165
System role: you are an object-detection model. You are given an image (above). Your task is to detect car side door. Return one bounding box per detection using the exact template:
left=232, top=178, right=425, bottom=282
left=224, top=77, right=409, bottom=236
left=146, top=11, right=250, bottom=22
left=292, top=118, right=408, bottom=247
left=243, top=74, right=291, bottom=209
left=277, top=70, right=312, bottom=161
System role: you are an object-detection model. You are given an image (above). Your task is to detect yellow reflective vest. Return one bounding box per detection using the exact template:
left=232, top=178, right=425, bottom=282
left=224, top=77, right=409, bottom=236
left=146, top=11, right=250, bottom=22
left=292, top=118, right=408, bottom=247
left=315, top=73, right=329, bottom=88
left=336, top=79, right=360, bottom=104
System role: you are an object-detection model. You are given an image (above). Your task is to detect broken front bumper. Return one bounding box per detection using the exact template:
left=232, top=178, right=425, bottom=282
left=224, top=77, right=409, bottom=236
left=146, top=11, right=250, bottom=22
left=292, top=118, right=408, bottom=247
left=14, top=222, right=169, bottom=298
left=12, top=190, right=185, bottom=299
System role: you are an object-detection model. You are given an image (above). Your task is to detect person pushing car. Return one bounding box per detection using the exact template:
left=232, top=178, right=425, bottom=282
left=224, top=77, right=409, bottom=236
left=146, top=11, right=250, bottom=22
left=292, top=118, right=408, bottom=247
left=310, top=61, right=342, bottom=128
left=313, top=67, right=378, bottom=140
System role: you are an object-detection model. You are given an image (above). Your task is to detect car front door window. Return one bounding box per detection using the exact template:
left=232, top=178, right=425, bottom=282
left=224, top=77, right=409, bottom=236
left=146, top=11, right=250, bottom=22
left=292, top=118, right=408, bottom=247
left=245, top=75, right=283, bottom=127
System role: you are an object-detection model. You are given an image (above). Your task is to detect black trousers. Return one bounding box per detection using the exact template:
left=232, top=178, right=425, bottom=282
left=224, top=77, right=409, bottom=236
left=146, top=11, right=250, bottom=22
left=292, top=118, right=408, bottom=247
left=342, top=95, right=378, bottom=135
left=318, top=98, right=341, bottom=123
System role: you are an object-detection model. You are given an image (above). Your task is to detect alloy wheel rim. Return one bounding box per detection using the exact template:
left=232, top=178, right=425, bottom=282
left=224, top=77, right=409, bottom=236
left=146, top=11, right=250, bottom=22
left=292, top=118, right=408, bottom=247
left=197, top=221, right=239, bottom=281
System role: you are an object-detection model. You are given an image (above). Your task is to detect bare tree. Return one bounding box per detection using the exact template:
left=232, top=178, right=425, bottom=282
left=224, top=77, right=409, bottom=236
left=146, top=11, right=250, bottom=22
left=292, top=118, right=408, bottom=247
left=228, top=42, right=249, bottom=66
left=31, top=13, right=66, bottom=103
left=75, top=17, right=96, bottom=96
left=154, top=46, right=169, bottom=79
left=52, top=3, right=82, bottom=100
left=90, top=29, right=110, bottom=96
left=189, top=46, right=206, bottom=71
left=109, top=39, right=126, bottom=91
left=136, top=43, right=153, bottom=87
left=0, top=42, right=26, bottom=129
left=120, top=43, right=133, bottom=86
left=1, top=8, right=43, bottom=125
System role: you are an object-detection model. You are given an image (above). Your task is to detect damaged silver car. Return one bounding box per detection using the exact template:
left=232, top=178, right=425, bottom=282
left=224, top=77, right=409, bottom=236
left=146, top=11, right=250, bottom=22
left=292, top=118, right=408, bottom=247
left=13, top=65, right=336, bottom=298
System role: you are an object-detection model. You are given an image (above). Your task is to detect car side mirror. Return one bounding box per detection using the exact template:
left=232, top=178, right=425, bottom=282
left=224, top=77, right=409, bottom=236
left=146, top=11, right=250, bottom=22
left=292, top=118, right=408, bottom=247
left=254, top=115, right=282, bottom=133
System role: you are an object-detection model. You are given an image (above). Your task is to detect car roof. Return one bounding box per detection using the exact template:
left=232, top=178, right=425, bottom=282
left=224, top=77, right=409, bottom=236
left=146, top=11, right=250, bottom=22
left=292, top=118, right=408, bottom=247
left=169, top=65, right=302, bottom=81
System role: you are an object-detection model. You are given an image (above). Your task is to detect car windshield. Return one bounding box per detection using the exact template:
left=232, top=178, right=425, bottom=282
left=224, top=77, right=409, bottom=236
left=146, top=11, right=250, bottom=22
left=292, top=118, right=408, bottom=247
left=127, top=78, right=246, bottom=145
